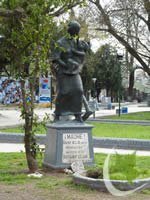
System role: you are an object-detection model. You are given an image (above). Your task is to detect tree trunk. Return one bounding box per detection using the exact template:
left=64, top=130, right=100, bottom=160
left=128, top=69, right=135, bottom=99
left=106, top=88, right=110, bottom=97
left=24, top=124, right=38, bottom=172
left=20, top=78, right=38, bottom=173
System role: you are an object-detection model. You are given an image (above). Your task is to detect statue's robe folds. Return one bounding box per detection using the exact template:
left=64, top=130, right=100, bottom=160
left=53, top=36, right=83, bottom=116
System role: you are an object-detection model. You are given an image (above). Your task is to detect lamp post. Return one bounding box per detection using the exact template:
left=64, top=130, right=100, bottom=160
left=117, top=54, right=123, bottom=117
left=92, top=78, right=96, bottom=118
left=92, top=78, right=96, bottom=98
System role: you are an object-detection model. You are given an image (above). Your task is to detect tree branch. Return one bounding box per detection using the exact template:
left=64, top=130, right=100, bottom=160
left=138, top=52, right=150, bottom=59
left=95, top=28, right=109, bottom=32
left=89, top=0, right=150, bottom=75
left=135, top=11, right=149, bottom=29
left=143, top=0, right=150, bottom=31
left=49, top=1, right=83, bottom=17
left=0, top=7, right=24, bottom=18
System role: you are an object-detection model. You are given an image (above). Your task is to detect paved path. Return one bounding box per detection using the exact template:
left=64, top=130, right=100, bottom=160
left=0, top=103, right=150, bottom=128
left=1, top=143, right=150, bottom=156
left=88, top=119, right=150, bottom=125
left=0, top=108, right=54, bottom=128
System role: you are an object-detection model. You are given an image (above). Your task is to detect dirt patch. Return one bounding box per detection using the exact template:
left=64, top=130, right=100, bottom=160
left=0, top=183, right=149, bottom=200
left=0, top=170, right=150, bottom=200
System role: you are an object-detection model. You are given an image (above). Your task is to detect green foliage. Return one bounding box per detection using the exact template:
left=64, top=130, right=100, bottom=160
left=94, top=153, right=150, bottom=181
left=142, top=189, right=150, bottom=195
left=110, top=152, right=138, bottom=183
left=81, top=51, right=95, bottom=95
left=0, top=0, right=86, bottom=171
left=92, top=44, right=122, bottom=98
left=0, top=0, right=85, bottom=77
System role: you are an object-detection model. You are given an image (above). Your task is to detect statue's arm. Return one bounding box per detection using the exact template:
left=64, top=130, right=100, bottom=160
left=68, top=58, right=79, bottom=66
left=52, top=47, right=67, bottom=67
left=72, top=48, right=85, bottom=56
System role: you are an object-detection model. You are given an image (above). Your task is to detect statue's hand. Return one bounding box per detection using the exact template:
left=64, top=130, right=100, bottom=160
left=67, top=58, right=79, bottom=67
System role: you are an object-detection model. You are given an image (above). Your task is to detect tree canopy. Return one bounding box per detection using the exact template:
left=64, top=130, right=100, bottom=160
left=92, top=44, right=122, bottom=99
left=0, top=0, right=86, bottom=172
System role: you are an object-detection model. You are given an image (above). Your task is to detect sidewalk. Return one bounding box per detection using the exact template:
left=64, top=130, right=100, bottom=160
left=0, top=103, right=150, bottom=128
left=1, top=143, right=150, bottom=156
left=0, top=108, right=54, bottom=128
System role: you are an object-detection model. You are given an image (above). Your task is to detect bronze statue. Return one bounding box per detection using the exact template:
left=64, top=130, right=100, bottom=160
left=52, top=21, right=93, bottom=123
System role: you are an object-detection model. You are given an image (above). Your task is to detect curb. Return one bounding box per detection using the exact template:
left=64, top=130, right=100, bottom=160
left=87, top=119, right=150, bottom=126
left=73, top=172, right=150, bottom=191
left=93, top=137, right=150, bottom=151
left=1, top=133, right=150, bottom=151
left=0, top=132, right=46, bottom=144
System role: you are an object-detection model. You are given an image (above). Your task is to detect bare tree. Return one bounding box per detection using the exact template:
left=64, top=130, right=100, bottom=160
left=87, top=0, right=150, bottom=76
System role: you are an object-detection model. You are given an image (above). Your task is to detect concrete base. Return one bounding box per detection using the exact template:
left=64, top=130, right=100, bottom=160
left=43, top=122, right=95, bottom=169
left=73, top=171, right=150, bottom=191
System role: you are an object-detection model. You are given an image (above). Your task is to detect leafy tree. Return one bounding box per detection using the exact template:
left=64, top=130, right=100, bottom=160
left=81, top=50, right=95, bottom=97
left=92, top=44, right=122, bottom=101
left=0, top=0, right=85, bottom=172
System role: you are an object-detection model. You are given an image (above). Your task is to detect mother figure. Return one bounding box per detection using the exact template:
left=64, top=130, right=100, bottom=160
left=52, top=21, right=89, bottom=123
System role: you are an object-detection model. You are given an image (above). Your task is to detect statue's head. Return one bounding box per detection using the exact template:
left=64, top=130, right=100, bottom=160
left=68, top=21, right=81, bottom=37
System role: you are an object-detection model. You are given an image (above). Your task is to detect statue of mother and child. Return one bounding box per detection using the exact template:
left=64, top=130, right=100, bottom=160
left=52, top=21, right=93, bottom=123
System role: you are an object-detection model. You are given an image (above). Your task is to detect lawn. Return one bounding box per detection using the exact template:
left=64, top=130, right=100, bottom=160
left=90, top=123, right=150, bottom=140
left=103, top=111, right=150, bottom=121
left=1, top=122, right=150, bottom=140
left=1, top=152, right=150, bottom=182
left=0, top=153, right=150, bottom=199
left=0, top=124, right=46, bottom=134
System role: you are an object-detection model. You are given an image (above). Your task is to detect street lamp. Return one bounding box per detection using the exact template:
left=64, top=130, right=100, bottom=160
left=92, top=78, right=97, bottom=118
left=92, top=78, right=96, bottom=98
left=117, top=54, right=123, bottom=117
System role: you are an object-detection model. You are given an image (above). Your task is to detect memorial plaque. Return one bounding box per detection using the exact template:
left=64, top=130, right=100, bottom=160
left=62, top=133, right=91, bottom=163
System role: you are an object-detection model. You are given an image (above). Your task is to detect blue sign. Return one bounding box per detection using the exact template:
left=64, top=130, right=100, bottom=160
left=39, top=96, right=51, bottom=102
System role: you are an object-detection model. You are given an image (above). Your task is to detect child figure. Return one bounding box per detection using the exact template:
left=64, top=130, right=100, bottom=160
left=66, top=41, right=90, bottom=74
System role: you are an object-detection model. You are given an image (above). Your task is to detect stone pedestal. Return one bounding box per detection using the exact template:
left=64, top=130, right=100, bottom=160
left=43, top=123, right=95, bottom=169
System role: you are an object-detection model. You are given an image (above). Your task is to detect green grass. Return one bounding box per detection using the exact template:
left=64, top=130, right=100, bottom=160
left=1, top=122, right=150, bottom=140
left=90, top=123, right=150, bottom=140
left=1, top=152, right=150, bottom=185
left=0, top=111, right=150, bottom=140
left=0, top=152, right=93, bottom=193
left=103, top=111, right=150, bottom=121
left=0, top=152, right=27, bottom=170
left=0, top=124, right=46, bottom=134
left=0, top=152, right=150, bottom=197
left=0, top=126, right=25, bottom=133
left=0, top=152, right=29, bottom=185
